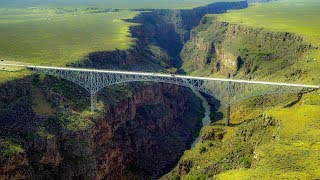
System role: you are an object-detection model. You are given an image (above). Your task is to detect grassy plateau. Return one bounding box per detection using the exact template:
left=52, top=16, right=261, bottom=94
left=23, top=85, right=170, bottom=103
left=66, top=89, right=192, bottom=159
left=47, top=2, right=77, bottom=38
left=0, top=8, right=137, bottom=82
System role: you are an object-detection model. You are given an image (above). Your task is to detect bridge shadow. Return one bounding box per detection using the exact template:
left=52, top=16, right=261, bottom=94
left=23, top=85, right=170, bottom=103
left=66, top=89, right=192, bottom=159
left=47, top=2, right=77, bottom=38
left=202, top=93, right=256, bottom=127
left=201, top=93, right=225, bottom=124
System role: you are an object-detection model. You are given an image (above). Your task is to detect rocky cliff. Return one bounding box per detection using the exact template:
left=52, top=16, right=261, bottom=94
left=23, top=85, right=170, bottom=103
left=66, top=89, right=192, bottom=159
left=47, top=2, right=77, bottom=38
left=129, top=1, right=248, bottom=68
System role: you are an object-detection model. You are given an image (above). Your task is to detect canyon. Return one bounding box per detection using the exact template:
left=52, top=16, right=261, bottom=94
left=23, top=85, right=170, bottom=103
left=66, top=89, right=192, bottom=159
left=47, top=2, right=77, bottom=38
left=2, top=0, right=317, bottom=178
left=0, top=1, right=248, bottom=179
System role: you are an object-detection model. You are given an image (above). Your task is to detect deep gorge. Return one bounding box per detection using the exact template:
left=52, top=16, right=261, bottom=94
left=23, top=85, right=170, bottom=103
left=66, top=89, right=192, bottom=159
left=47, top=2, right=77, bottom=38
left=5, top=1, right=307, bottom=179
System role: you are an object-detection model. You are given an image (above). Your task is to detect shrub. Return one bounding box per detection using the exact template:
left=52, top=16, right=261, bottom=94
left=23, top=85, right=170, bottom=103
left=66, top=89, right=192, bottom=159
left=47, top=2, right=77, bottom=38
left=199, top=146, right=207, bottom=154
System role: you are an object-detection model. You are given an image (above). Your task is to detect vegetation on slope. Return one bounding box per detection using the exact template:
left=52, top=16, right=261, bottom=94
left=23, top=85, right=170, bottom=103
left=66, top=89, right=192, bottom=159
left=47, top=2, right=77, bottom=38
left=182, top=14, right=318, bottom=85
left=164, top=0, right=320, bottom=179
left=218, top=0, right=320, bottom=84
left=164, top=92, right=320, bottom=179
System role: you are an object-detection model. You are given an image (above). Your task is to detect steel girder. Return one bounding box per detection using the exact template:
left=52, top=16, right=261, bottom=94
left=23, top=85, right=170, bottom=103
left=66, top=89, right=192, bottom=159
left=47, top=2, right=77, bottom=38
left=27, top=67, right=315, bottom=114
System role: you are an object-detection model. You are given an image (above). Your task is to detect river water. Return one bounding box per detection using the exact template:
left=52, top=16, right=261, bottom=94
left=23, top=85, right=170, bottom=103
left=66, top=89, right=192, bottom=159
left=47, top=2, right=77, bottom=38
left=190, top=88, right=211, bottom=147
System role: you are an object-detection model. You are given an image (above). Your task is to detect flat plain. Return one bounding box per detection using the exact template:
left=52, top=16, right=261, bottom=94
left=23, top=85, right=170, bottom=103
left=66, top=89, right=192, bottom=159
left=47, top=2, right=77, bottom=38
left=0, top=8, right=137, bottom=82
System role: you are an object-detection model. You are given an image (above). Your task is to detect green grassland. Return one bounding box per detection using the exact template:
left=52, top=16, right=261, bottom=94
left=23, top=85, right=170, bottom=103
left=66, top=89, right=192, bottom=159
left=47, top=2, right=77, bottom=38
left=0, top=8, right=137, bottom=82
left=0, top=0, right=241, bottom=83
left=217, top=92, right=320, bottom=179
left=218, top=0, right=320, bottom=47
left=0, top=8, right=137, bottom=66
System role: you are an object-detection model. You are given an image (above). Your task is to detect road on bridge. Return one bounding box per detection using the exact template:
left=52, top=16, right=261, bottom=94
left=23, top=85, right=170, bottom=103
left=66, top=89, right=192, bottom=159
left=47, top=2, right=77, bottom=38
left=1, top=63, right=319, bottom=89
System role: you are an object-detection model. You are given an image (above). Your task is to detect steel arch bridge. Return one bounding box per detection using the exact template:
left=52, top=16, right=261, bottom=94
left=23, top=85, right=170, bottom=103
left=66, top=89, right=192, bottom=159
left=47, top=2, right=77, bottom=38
left=2, top=63, right=319, bottom=125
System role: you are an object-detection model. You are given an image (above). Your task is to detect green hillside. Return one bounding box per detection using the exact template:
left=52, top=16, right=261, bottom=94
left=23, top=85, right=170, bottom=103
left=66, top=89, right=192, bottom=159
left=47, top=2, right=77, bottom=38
left=164, top=92, right=320, bottom=179
left=181, top=0, right=320, bottom=85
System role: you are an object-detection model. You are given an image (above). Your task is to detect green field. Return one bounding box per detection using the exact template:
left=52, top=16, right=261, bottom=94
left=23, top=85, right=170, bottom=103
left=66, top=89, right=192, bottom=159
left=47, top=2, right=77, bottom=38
left=0, top=8, right=137, bottom=66
left=218, top=0, right=320, bottom=46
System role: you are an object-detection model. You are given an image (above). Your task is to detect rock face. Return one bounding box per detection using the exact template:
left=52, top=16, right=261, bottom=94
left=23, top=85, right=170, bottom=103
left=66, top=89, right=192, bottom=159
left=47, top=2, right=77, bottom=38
left=181, top=17, right=317, bottom=80
left=0, top=153, right=31, bottom=179
left=129, top=1, right=248, bottom=67
left=95, top=84, right=203, bottom=178
left=0, top=77, right=41, bottom=135
left=69, top=41, right=172, bottom=72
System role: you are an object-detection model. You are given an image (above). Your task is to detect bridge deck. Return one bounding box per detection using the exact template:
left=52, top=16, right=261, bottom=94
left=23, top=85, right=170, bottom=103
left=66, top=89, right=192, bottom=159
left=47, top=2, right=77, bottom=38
left=1, top=63, right=318, bottom=89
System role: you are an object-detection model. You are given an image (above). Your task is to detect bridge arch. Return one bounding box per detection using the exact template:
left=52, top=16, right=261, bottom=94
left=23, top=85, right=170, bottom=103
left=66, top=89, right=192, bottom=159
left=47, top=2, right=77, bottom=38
left=25, top=66, right=318, bottom=125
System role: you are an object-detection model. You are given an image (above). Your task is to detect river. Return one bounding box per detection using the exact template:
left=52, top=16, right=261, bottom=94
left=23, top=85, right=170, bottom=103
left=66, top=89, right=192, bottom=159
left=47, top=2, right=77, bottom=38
left=190, top=88, right=211, bottom=147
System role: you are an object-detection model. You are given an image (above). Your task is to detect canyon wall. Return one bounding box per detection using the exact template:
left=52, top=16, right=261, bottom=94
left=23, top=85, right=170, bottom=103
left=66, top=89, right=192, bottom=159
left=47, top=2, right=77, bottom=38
left=71, top=1, right=248, bottom=69
left=181, top=16, right=318, bottom=83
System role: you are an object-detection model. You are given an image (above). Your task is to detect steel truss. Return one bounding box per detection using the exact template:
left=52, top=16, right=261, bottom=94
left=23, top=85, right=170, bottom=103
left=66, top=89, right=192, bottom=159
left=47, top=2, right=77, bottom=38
left=27, top=66, right=318, bottom=125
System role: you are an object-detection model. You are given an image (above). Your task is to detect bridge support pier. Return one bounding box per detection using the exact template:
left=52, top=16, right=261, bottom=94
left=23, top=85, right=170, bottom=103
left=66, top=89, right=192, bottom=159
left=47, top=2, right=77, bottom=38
left=226, top=105, right=231, bottom=126
left=90, top=92, right=97, bottom=112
